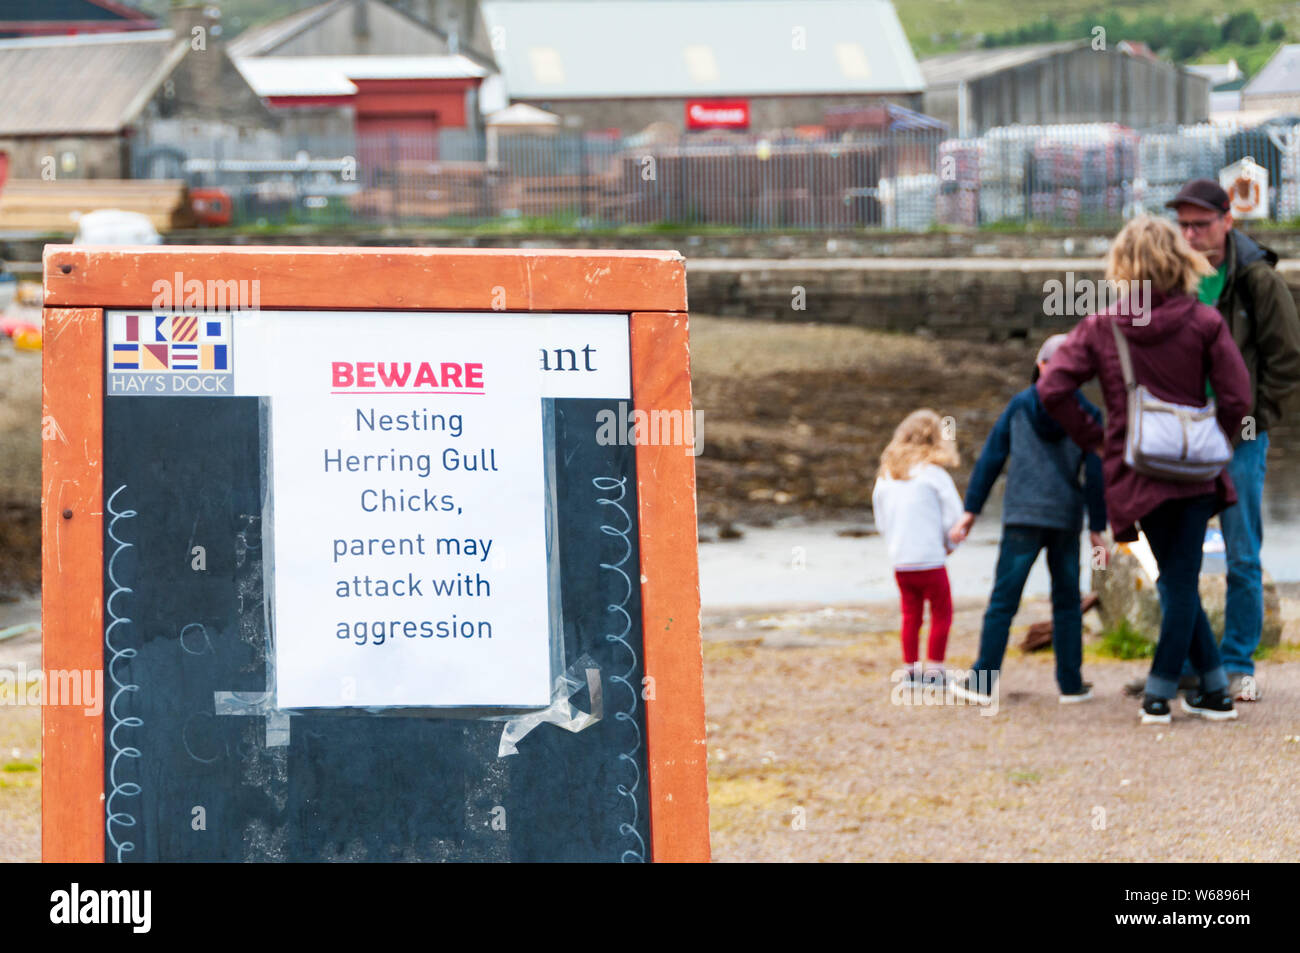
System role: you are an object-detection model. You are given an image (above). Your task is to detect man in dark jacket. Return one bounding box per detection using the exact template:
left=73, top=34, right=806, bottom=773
left=949, top=335, right=1107, bottom=705
left=1123, top=180, right=1300, bottom=702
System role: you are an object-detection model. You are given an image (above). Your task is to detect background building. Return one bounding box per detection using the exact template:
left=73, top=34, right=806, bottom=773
left=1187, top=61, right=1246, bottom=117
left=1241, top=45, right=1300, bottom=116
left=473, top=0, right=926, bottom=136
left=0, top=0, right=157, bottom=38
left=0, top=25, right=270, bottom=180
left=229, top=0, right=483, bottom=58
left=229, top=0, right=494, bottom=142
left=921, top=41, right=1209, bottom=137
left=234, top=54, right=487, bottom=142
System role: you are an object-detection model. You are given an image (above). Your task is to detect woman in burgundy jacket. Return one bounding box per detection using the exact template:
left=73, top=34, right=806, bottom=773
left=1036, top=216, right=1252, bottom=725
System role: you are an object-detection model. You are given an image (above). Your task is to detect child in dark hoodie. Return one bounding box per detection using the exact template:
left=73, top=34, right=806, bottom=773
left=948, top=335, right=1107, bottom=704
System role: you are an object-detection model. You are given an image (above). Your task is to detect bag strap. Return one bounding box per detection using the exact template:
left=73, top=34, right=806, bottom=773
left=1109, top=319, right=1138, bottom=395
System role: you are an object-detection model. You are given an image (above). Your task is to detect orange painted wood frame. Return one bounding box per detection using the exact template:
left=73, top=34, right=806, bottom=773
left=42, top=307, right=106, bottom=863
left=629, top=312, right=709, bottom=862
left=41, top=245, right=708, bottom=863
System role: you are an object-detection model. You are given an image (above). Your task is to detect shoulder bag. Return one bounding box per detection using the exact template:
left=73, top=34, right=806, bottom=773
left=1109, top=320, right=1232, bottom=483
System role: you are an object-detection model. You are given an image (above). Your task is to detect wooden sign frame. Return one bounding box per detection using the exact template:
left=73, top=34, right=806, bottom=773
left=41, top=245, right=708, bottom=863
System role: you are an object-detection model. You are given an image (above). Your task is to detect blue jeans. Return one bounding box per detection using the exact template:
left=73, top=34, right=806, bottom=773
left=1220, top=432, right=1269, bottom=674
left=972, top=525, right=1084, bottom=694
left=1142, top=495, right=1229, bottom=699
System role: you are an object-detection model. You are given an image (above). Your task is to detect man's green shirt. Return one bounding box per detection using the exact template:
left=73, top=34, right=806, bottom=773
left=1199, top=262, right=1228, bottom=307
left=1199, top=261, right=1228, bottom=398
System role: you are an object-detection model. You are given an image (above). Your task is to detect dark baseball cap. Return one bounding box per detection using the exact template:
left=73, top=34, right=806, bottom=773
left=1165, top=179, right=1231, bottom=214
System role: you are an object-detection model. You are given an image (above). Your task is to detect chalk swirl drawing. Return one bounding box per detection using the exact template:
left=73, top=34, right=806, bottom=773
left=178, top=624, right=230, bottom=761
left=105, top=485, right=142, bottom=862
left=593, top=476, right=646, bottom=863
left=181, top=712, right=224, bottom=764
left=179, top=622, right=213, bottom=656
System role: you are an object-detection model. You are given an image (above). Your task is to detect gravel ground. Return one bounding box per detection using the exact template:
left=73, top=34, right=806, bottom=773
left=703, top=597, right=1300, bottom=862
left=0, top=341, right=40, bottom=599
left=0, top=333, right=41, bottom=862
left=0, top=704, right=39, bottom=863
left=5, top=595, right=1293, bottom=864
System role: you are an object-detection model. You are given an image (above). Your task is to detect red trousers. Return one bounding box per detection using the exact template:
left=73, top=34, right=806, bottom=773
left=894, top=567, right=953, bottom=664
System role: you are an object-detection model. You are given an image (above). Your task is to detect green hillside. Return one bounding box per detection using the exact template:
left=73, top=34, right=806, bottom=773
left=897, top=1, right=1296, bottom=74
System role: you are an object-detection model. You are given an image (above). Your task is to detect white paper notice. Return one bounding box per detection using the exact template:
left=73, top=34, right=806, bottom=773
left=258, top=313, right=560, bottom=709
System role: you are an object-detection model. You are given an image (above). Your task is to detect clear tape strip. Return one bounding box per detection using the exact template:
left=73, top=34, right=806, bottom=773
left=212, top=398, right=291, bottom=747
left=497, top=652, right=603, bottom=757
left=213, top=690, right=292, bottom=747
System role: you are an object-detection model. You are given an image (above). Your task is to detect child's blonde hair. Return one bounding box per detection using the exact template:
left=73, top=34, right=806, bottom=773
left=1105, top=214, right=1213, bottom=295
left=880, top=409, right=959, bottom=480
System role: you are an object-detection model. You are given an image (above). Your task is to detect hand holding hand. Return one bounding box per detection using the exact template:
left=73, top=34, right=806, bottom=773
left=1089, top=531, right=1109, bottom=569
left=949, top=512, right=976, bottom=545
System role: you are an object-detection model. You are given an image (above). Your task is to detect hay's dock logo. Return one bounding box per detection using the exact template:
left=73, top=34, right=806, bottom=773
left=109, top=313, right=231, bottom=373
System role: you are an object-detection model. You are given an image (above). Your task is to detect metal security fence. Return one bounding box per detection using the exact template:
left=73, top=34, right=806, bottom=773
left=939, top=124, right=1138, bottom=227
left=130, top=119, right=1300, bottom=231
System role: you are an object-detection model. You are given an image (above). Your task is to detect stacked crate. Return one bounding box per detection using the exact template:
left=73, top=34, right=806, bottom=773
left=1136, top=125, right=1225, bottom=214
left=936, top=138, right=981, bottom=227
left=879, top=173, right=939, bottom=230
left=1029, top=124, right=1136, bottom=225
left=978, top=126, right=1037, bottom=224
left=1278, top=128, right=1300, bottom=221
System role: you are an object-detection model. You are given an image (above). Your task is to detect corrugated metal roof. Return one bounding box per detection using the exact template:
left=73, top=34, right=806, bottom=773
left=235, top=56, right=359, bottom=97
left=881, top=102, right=947, bottom=131
left=320, top=54, right=487, bottom=79
left=1243, top=44, right=1300, bottom=96
left=920, top=41, right=1086, bottom=87
left=226, top=0, right=349, bottom=58
left=235, top=54, right=487, bottom=98
left=226, top=0, right=470, bottom=61
left=0, top=29, right=188, bottom=135
left=1187, top=62, right=1243, bottom=87
left=0, top=0, right=155, bottom=27
left=479, top=0, right=924, bottom=99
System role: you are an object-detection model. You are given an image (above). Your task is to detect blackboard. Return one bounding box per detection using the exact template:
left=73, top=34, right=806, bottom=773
left=102, top=395, right=651, bottom=862
left=42, top=245, right=708, bottom=864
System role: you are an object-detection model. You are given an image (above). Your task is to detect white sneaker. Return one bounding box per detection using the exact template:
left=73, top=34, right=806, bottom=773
left=1059, top=684, right=1094, bottom=704
left=1181, top=692, right=1239, bottom=721
left=1140, top=696, right=1172, bottom=724
left=1231, top=674, right=1261, bottom=703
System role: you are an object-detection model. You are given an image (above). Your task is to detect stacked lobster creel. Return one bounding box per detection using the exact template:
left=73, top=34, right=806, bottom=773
left=1029, top=123, right=1137, bottom=227
left=878, top=173, right=940, bottom=230
left=977, top=124, right=1038, bottom=225
left=1135, top=124, right=1226, bottom=214
left=1278, top=126, right=1300, bottom=221
left=935, top=137, right=982, bottom=227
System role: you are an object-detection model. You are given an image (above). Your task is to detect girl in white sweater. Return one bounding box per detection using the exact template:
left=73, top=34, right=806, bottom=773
left=872, top=409, right=964, bottom=685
